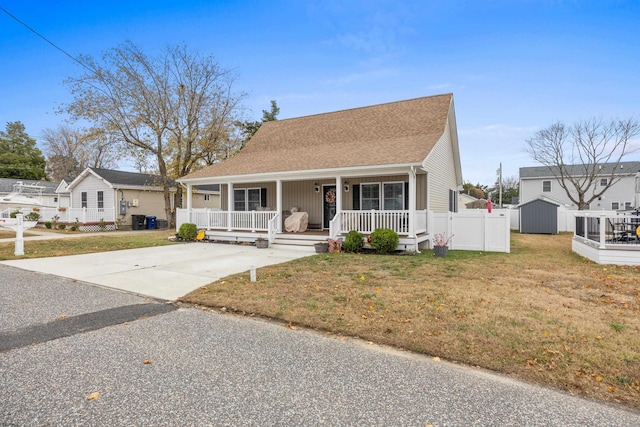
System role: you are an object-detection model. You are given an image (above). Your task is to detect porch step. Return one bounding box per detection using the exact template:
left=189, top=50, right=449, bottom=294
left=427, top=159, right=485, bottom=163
left=273, top=237, right=324, bottom=246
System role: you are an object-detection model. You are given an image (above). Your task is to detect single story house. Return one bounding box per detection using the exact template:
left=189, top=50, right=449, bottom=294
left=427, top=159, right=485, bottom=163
left=65, top=167, right=177, bottom=229
left=176, top=93, right=463, bottom=251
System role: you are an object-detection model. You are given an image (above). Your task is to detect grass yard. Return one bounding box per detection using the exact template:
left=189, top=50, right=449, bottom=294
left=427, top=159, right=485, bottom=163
left=181, top=233, right=640, bottom=410
left=0, top=230, right=177, bottom=260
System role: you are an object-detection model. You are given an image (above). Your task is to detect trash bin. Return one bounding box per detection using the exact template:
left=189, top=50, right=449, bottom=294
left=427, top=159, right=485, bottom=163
left=146, top=216, right=157, bottom=230
left=131, top=214, right=146, bottom=230
left=156, top=219, right=168, bottom=229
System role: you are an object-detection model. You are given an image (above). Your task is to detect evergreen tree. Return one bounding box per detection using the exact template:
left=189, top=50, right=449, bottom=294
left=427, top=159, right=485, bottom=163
left=0, top=121, right=46, bottom=179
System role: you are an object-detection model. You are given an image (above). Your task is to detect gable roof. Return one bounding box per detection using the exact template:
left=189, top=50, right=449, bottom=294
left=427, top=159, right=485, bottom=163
left=67, top=167, right=175, bottom=191
left=520, top=161, right=640, bottom=179
left=181, top=93, right=454, bottom=181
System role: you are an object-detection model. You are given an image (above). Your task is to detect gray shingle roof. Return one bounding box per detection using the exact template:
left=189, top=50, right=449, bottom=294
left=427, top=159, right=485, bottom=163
left=90, top=168, right=175, bottom=187
left=520, top=161, right=640, bottom=178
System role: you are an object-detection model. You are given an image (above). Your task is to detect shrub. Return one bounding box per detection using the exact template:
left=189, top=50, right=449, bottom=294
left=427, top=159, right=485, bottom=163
left=98, top=218, right=106, bottom=231
left=342, top=230, right=364, bottom=252
left=178, top=223, right=198, bottom=240
left=58, top=224, right=66, bottom=230
left=70, top=225, right=78, bottom=231
left=44, top=221, right=52, bottom=229
left=9, top=211, right=18, bottom=218
left=25, top=212, right=40, bottom=222
left=369, top=228, right=399, bottom=254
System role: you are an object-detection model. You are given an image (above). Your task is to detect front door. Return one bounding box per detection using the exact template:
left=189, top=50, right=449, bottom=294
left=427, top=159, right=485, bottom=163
left=322, top=185, right=337, bottom=229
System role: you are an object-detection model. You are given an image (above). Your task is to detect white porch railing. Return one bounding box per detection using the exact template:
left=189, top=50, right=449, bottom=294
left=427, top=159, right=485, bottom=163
left=268, top=213, right=280, bottom=243
left=339, top=210, right=428, bottom=236
left=176, top=208, right=277, bottom=232
left=2, top=207, right=115, bottom=223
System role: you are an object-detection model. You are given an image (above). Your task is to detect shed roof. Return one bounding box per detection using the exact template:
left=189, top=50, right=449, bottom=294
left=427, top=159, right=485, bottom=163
left=182, top=93, right=453, bottom=181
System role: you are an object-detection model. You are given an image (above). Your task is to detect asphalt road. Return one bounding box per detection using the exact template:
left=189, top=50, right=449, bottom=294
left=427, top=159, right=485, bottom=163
left=2, top=265, right=639, bottom=426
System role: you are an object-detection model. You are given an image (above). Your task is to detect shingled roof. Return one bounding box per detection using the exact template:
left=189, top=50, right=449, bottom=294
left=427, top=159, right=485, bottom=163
left=182, top=93, right=453, bottom=181
left=520, top=161, right=640, bottom=178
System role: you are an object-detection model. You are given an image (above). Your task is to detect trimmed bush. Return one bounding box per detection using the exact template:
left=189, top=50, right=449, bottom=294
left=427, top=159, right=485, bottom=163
left=369, top=228, right=399, bottom=254
left=341, top=230, right=364, bottom=253
left=178, top=223, right=198, bottom=240
left=58, top=224, right=66, bottom=230
left=44, top=221, right=52, bottom=229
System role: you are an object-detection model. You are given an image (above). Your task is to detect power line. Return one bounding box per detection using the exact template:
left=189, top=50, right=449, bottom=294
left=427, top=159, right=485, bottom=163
left=0, top=5, right=96, bottom=75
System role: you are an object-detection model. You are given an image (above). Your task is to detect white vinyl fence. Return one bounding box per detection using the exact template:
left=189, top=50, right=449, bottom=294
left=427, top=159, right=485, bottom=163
left=432, top=209, right=511, bottom=253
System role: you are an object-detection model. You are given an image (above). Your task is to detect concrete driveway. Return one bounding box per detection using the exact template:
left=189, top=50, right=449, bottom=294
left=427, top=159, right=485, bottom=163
left=0, top=242, right=315, bottom=300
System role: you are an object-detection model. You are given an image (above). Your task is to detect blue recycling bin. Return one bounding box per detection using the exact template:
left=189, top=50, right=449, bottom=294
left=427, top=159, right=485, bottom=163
left=146, top=216, right=157, bottom=229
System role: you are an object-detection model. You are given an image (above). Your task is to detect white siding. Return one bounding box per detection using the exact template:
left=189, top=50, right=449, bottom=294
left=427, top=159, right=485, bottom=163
left=70, top=174, right=114, bottom=210
left=520, top=174, right=637, bottom=210
left=422, top=122, right=458, bottom=212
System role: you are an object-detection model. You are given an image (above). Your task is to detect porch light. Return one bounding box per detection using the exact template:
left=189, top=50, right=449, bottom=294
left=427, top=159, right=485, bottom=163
left=344, top=181, right=349, bottom=192
left=314, top=183, right=319, bottom=193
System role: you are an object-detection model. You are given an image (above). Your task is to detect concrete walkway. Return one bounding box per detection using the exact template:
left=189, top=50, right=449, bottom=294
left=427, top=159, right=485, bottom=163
left=1, top=231, right=315, bottom=300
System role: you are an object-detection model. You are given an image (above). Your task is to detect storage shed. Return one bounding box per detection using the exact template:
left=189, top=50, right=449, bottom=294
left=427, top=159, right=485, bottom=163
left=519, top=198, right=559, bottom=234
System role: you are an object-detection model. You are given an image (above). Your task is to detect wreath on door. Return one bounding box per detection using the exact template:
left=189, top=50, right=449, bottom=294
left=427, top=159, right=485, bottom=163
left=325, top=190, right=336, bottom=204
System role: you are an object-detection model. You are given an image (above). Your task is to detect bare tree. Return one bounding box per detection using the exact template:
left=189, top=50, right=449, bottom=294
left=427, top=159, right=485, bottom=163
left=525, top=118, right=640, bottom=209
left=42, top=125, right=120, bottom=180
left=63, top=41, right=245, bottom=224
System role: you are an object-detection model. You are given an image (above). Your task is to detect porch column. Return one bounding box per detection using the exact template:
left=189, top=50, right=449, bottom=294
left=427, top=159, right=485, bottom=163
left=335, top=175, right=342, bottom=216
left=227, top=183, right=233, bottom=231
left=276, top=179, right=283, bottom=233
left=186, top=184, right=193, bottom=222
left=408, top=167, right=416, bottom=237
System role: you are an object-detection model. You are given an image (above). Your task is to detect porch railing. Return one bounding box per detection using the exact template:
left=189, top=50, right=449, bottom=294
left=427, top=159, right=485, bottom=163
left=177, top=208, right=277, bottom=232
left=339, top=210, right=428, bottom=236
left=1, top=207, right=115, bottom=223
left=574, top=212, right=640, bottom=247
left=268, top=213, right=280, bottom=243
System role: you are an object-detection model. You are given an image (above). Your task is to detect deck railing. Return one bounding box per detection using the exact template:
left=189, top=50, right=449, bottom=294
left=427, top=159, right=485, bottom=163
left=574, top=212, right=640, bottom=247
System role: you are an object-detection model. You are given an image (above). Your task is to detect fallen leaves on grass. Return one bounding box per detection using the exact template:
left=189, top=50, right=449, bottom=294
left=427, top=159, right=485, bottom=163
left=87, top=392, right=100, bottom=400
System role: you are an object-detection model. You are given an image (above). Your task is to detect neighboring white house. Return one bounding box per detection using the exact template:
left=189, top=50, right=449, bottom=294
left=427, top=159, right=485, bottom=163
left=177, top=93, right=465, bottom=251
left=0, top=178, right=60, bottom=208
left=519, top=161, right=640, bottom=211
left=66, top=167, right=177, bottom=229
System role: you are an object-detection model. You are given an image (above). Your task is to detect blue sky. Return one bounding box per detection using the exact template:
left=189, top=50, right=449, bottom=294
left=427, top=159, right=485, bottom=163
left=1, top=0, right=639, bottom=185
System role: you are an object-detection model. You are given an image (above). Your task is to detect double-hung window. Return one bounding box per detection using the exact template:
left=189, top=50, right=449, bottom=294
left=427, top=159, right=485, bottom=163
left=542, top=180, right=551, bottom=192
left=97, top=191, right=104, bottom=210
left=360, top=182, right=405, bottom=210
left=233, top=188, right=262, bottom=211
left=81, top=191, right=87, bottom=208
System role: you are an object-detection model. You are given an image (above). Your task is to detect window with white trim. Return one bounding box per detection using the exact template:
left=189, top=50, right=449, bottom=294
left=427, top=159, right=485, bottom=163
left=383, top=182, right=404, bottom=210
left=361, top=183, right=380, bottom=210
left=97, top=191, right=104, bottom=209
left=600, top=178, right=608, bottom=186
left=542, top=180, right=551, bottom=192
left=360, top=182, right=406, bottom=210
left=81, top=191, right=87, bottom=208
left=625, top=201, right=632, bottom=210
left=611, top=202, right=619, bottom=210
left=233, top=188, right=262, bottom=211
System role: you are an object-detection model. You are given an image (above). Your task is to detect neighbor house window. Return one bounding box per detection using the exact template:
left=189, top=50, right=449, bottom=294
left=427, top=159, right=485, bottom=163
left=611, top=202, right=620, bottom=210
left=600, top=178, right=608, bottom=186
left=97, top=191, right=104, bottom=209
left=81, top=191, right=87, bottom=208
left=233, top=188, right=262, bottom=211
left=383, top=182, right=404, bottom=210
left=204, top=194, right=210, bottom=202
left=542, top=180, right=551, bottom=192
left=625, top=202, right=632, bottom=210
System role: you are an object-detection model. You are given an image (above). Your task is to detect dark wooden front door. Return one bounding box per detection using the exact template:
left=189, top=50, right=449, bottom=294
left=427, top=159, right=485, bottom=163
left=322, top=185, right=337, bottom=229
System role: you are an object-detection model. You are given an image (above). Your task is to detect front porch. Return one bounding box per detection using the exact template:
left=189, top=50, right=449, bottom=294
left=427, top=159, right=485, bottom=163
left=572, top=212, right=640, bottom=265
left=176, top=208, right=431, bottom=250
